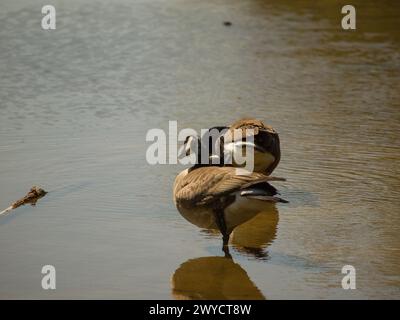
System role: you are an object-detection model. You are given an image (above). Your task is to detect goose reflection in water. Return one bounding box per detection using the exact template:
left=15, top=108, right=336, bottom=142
left=231, top=206, right=278, bottom=259
left=200, top=205, right=278, bottom=259
left=171, top=206, right=278, bottom=299
left=171, top=256, right=265, bottom=300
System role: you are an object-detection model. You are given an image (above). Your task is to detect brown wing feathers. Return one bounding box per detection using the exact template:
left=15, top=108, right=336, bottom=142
left=175, top=167, right=285, bottom=207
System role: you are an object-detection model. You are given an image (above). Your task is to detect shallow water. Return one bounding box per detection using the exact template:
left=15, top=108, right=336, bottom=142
left=0, top=0, right=399, bottom=299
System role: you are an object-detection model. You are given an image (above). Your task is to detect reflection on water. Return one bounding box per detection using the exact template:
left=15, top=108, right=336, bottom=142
left=172, top=207, right=278, bottom=299
left=231, top=207, right=279, bottom=259
left=172, top=257, right=265, bottom=300
left=199, top=206, right=279, bottom=259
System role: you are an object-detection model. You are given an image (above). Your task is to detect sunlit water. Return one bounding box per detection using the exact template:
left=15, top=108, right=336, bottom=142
left=0, top=0, right=399, bottom=299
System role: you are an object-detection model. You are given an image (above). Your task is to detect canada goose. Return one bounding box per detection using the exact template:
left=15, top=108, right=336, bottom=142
left=182, top=119, right=280, bottom=174
left=173, top=166, right=287, bottom=254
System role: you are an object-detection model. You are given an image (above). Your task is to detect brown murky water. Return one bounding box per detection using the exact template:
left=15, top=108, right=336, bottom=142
left=0, top=0, right=399, bottom=299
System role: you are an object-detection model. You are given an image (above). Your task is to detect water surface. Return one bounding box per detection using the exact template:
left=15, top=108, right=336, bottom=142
left=0, top=0, right=399, bottom=299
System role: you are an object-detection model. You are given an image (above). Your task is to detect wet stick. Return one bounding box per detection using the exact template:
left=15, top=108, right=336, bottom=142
left=0, top=186, right=47, bottom=216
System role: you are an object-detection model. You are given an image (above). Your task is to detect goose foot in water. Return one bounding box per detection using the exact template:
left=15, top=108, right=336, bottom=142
left=222, top=244, right=232, bottom=259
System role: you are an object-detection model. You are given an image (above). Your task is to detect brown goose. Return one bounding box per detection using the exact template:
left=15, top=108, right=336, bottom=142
left=173, top=166, right=287, bottom=254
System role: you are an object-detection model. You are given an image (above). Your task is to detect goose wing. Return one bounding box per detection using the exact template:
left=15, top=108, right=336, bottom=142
left=175, top=167, right=285, bottom=207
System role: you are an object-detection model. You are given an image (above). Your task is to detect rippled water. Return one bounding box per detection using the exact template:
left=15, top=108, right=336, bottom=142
left=0, top=0, right=399, bottom=299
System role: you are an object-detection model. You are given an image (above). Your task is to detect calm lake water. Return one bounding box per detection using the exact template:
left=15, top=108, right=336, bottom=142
left=0, top=0, right=399, bottom=299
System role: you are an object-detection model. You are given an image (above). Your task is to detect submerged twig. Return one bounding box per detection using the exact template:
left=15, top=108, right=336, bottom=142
left=0, top=186, right=47, bottom=216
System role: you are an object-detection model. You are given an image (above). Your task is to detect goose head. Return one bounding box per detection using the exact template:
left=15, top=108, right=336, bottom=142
left=181, top=119, right=281, bottom=174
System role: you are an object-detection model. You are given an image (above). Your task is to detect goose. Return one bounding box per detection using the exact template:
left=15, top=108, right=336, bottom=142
left=173, top=165, right=287, bottom=255
left=183, top=119, right=280, bottom=174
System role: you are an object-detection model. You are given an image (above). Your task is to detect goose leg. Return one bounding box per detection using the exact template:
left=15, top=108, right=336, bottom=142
left=213, top=206, right=232, bottom=256
left=222, top=245, right=232, bottom=259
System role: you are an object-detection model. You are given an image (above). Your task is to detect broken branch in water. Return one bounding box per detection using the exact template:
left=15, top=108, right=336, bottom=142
left=0, top=186, right=47, bottom=216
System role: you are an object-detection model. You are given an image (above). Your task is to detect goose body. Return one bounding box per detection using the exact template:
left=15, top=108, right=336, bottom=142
left=173, top=166, right=286, bottom=250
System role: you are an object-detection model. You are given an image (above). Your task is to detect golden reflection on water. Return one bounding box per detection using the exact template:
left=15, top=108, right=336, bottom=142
left=171, top=206, right=279, bottom=299
left=231, top=207, right=279, bottom=259
left=172, top=257, right=265, bottom=300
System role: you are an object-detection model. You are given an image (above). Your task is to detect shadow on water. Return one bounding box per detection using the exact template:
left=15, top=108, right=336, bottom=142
left=171, top=205, right=279, bottom=299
